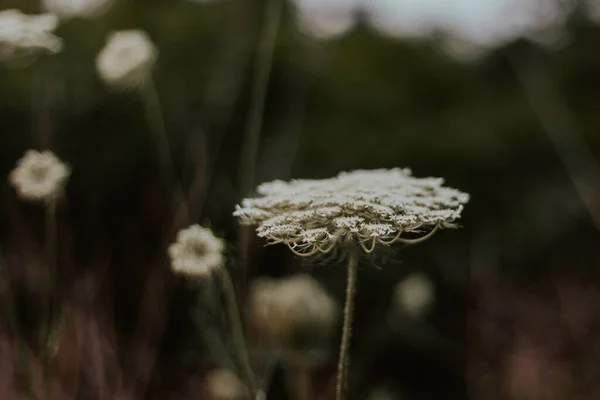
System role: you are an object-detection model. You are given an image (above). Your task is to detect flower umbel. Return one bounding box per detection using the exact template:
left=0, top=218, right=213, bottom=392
left=234, top=168, right=469, bottom=256
left=9, top=150, right=70, bottom=202
left=96, top=29, right=157, bottom=89
left=205, top=369, right=250, bottom=400
left=42, top=0, right=115, bottom=20
left=168, top=225, right=225, bottom=276
left=249, top=274, right=338, bottom=365
left=0, top=9, right=62, bottom=63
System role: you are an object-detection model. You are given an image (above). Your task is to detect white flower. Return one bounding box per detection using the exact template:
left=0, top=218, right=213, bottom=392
left=234, top=168, right=469, bottom=256
left=9, top=150, right=70, bottom=202
left=96, top=29, right=157, bottom=89
left=394, top=272, right=435, bottom=317
left=249, top=274, right=338, bottom=365
left=205, top=369, right=249, bottom=400
left=42, top=0, right=115, bottom=20
left=0, top=9, right=62, bottom=63
left=168, top=225, right=225, bottom=276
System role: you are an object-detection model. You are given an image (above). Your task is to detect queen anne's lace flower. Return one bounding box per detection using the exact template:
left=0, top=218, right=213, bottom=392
left=96, top=29, right=157, bottom=89
left=42, top=0, right=114, bottom=20
left=0, top=9, right=62, bottom=63
left=249, top=274, right=338, bottom=365
left=168, top=225, right=225, bottom=276
left=234, top=168, right=469, bottom=256
left=205, top=369, right=249, bottom=400
left=9, top=150, right=70, bottom=202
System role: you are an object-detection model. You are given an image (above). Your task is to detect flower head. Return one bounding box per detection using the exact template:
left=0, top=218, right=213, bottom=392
left=249, top=274, right=338, bottom=365
left=96, top=29, right=157, bottom=89
left=393, top=272, right=435, bottom=317
left=168, top=225, right=225, bottom=277
left=9, top=150, right=70, bottom=202
left=0, top=9, right=62, bottom=63
left=234, top=168, right=469, bottom=256
left=42, top=0, right=114, bottom=20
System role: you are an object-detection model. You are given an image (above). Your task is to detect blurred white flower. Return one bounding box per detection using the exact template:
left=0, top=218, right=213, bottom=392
left=168, top=225, right=225, bottom=277
left=42, top=0, right=115, bottom=20
left=205, top=369, right=249, bottom=400
left=96, top=29, right=157, bottom=89
left=0, top=9, right=62, bottom=63
left=234, top=169, right=469, bottom=256
left=366, top=387, right=397, bottom=400
left=394, top=272, right=435, bottom=317
left=249, top=274, right=338, bottom=365
left=9, top=150, right=70, bottom=202
left=292, top=0, right=359, bottom=39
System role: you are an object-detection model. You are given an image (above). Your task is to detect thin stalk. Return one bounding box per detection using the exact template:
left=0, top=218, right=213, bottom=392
left=336, top=250, right=358, bottom=400
left=43, top=199, right=57, bottom=399
left=238, top=0, right=281, bottom=196
left=219, top=268, right=256, bottom=396
left=139, top=77, right=190, bottom=225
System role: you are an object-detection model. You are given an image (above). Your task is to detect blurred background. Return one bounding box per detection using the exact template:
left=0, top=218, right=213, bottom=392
left=2, top=0, right=600, bottom=399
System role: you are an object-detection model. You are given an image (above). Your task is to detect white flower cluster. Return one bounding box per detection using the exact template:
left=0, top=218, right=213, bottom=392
left=168, top=225, right=225, bottom=277
left=249, top=274, right=338, bottom=365
left=9, top=150, right=70, bottom=202
left=42, top=0, right=115, bottom=20
left=96, top=29, right=157, bottom=89
left=0, top=9, right=62, bottom=63
left=234, top=168, right=469, bottom=256
left=204, top=369, right=249, bottom=400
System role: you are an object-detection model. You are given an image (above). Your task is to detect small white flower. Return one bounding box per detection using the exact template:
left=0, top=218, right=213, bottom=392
left=9, top=150, right=70, bottom=202
left=0, top=9, right=62, bottom=63
left=42, top=0, right=115, bottom=20
left=168, top=225, right=225, bottom=277
left=394, top=272, right=435, bottom=317
left=205, top=369, right=249, bottom=400
left=96, top=29, right=157, bottom=89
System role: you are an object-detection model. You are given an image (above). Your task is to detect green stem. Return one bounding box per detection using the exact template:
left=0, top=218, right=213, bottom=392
left=219, top=268, right=256, bottom=396
left=139, top=77, right=190, bottom=225
left=238, top=0, right=281, bottom=196
left=44, top=199, right=57, bottom=400
left=336, top=250, right=358, bottom=400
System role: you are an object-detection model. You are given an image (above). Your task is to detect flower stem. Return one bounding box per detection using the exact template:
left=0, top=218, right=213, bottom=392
left=44, top=199, right=57, bottom=399
left=139, top=77, right=190, bottom=225
left=219, top=268, right=256, bottom=396
left=238, top=0, right=281, bottom=196
left=336, top=250, right=358, bottom=400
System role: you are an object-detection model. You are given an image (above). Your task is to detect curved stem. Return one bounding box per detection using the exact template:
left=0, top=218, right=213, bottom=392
left=336, top=250, right=358, bottom=400
left=219, top=268, right=257, bottom=396
left=238, top=0, right=281, bottom=196
left=139, top=77, right=190, bottom=225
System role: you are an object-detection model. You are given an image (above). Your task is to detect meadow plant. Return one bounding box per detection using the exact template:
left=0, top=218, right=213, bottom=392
left=205, top=368, right=251, bottom=400
left=249, top=274, right=338, bottom=366
left=393, top=272, right=435, bottom=318
left=235, top=168, right=468, bottom=400
left=9, top=150, right=70, bottom=203
left=42, top=0, right=115, bottom=20
left=0, top=9, right=62, bottom=63
left=169, top=224, right=225, bottom=277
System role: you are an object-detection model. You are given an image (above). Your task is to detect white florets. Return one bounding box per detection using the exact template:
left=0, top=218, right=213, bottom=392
left=96, top=29, right=157, bottom=89
left=0, top=9, right=62, bottom=63
left=9, top=150, right=70, bottom=202
left=168, top=225, right=225, bottom=277
left=234, top=168, right=469, bottom=256
left=42, top=0, right=114, bottom=20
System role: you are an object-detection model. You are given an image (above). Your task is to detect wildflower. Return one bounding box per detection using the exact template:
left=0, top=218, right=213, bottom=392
left=393, top=272, right=435, bottom=317
left=234, top=168, right=469, bottom=256
left=9, top=150, right=70, bottom=202
left=249, top=274, right=338, bottom=365
left=205, top=369, right=250, bottom=400
left=168, top=225, right=225, bottom=277
left=96, top=29, right=157, bottom=89
left=0, top=9, right=62, bottom=63
left=42, top=0, right=114, bottom=20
